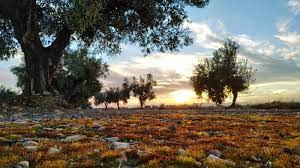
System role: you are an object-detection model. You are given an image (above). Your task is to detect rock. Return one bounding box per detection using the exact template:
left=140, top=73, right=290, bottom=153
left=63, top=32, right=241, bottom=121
left=129, top=124, right=137, bottom=127
left=43, top=91, right=52, bottom=96
left=24, top=145, right=38, bottom=151
left=16, top=161, right=29, bottom=168
left=106, top=137, right=120, bottom=143
left=43, top=127, right=54, bottom=131
left=48, top=146, right=62, bottom=154
left=112, top=142, right=130, bottom=150
left=207, top=154, right=236, bottom=166
left=92, top=123, right=101, bottom=128
left=249, top=156, right=260, bottom=162
left=32, top=124, right=42, bottom=128
left=62, top=135, right=87, bottom=142
left=137, top=150, right=150, bottom=158
left=54, top=109, right=62, bottom=113
left=177, top=149, right=187, bottom=155
left=93, top=149, right=100, bottom=153
left=265, top=160, right=272, bottom=168
left=22, top=140, right=39, bottom=147
left=210, top=149, right=222, bottom=158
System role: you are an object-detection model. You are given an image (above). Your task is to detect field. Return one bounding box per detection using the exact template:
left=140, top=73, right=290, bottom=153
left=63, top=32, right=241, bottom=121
left=0, top=109, right=300, bottom=168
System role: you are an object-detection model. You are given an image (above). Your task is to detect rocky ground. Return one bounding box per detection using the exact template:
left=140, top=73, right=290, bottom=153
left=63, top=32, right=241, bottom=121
left=0, top=107, right=299, bottom=167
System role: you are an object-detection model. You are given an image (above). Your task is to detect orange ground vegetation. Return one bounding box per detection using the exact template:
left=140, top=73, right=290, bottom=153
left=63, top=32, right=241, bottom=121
left=0, top=111, right=299, bottom=167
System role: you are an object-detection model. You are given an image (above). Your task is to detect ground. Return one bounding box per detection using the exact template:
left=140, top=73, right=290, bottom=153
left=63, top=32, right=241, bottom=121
left=0, top=108, right=299, bottom=168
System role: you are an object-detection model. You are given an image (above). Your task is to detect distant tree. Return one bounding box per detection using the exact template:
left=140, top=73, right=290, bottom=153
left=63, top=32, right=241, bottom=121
left=0, top=0, right=209, bottom=96
left=12, top=48, right=109, bottom=107
left=97, top=79, right=131, bottom=110
left=131, top=74, right=157, bottom=109
left=191, top=39, right=255, bottom=107
left=94, top=91, right=109, bottom=109
left=0, top=86, right=17, bottom=103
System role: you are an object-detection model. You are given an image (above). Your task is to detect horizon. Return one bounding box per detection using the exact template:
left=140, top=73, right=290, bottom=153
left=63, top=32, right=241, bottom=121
left=1, top=0, right=300, bottom=107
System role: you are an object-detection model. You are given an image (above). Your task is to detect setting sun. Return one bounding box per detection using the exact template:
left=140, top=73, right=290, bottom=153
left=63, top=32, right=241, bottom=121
left=171, top=89, right=195, bottom=103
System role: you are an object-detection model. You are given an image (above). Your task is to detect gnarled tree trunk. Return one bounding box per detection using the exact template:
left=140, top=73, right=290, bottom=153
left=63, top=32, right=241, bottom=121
left=230, top=91, right=238, bottom=108
left=1, top=0, right=72, bottom=96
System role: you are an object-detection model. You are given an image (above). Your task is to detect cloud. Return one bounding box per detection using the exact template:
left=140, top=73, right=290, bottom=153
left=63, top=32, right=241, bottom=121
left=288, top=0, right=300, bottom=15
left=276, top=18, right=293, bottom=33
left=186, top=22, right=225, bottom=49
left=187, top=21, right=300, bottom=84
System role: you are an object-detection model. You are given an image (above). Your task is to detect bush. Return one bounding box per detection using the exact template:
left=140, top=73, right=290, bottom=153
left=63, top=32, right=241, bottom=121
left=0, top=86, right=17, bottom=103
left=250, top=101, right=300, bottom=109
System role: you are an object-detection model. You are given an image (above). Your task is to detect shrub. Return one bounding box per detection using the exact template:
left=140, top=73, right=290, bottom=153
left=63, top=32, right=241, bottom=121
left=0, top=85, right=17, bottom=103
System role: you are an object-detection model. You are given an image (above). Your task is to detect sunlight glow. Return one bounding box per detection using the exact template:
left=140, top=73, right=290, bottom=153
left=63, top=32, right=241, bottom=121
left=171, top=89, right=195, bottom=103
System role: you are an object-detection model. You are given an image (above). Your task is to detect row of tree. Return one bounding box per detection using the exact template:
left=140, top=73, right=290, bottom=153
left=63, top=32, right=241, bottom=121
left=95, top=74, right=157, bottom=109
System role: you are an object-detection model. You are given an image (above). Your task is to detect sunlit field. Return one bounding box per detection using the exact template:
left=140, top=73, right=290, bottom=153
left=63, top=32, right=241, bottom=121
left=0, top=109, right=299, bottom=168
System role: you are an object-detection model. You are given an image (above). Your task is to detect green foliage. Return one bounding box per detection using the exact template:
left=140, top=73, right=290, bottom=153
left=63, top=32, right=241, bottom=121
left=1, top=0, right=209, bottom=58
left=191, top=39, right=255, bottom=106
left=131, top=74, right=157, bottom=109
left=10, top=64, right=26, bottom=90
left=95, top=78, right=131, bottom=110
left=250, top=101, right=300, bottom=109
left=11, top=49, right=109, bottom=107
left=0, top=85, right=17, bottom=103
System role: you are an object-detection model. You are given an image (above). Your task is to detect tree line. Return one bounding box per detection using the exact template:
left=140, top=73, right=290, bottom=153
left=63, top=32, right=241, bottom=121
left=95, top=74, right=157, bottom=110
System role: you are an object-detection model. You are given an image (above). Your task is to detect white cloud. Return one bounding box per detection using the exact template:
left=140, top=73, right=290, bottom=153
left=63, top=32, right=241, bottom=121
left=288, top=0, right=300, bottom=15
left=276, top=18, right=292, bottom=33
left=186, top=22, right=224, bottom=49
left=275, top=32, right=300, bottom=45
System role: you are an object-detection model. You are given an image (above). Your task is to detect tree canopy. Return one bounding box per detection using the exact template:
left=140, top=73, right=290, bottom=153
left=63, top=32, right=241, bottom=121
left=191, top=39, right=256, bottom=107
left=12, top=48, right=109, bottom=107
left=131, top=74, right=157, bottom=109
left=0, top=0, right=209, bottom=95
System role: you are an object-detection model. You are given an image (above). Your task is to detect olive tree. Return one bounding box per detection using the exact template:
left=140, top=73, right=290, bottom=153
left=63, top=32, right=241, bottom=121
left=191, top=39, right=255, bottom=107
left=0, top=0, right=209, bottom=96
left=131, top=74, right=157, bottom=109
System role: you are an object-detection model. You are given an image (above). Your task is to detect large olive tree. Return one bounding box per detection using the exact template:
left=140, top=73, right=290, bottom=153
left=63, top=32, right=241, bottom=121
left=191, top=39, right=256, bottom=107
left=0, top=0, right=209, bottom=96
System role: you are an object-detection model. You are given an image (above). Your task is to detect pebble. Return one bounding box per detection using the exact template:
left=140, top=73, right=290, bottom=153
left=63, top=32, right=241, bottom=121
left=15, top=161, right=29, bottom=168
left=48, top=146, right=62, bottom=154
left=62, top=135, right=87, bottom=142
left=129, top=124, right=137, bottom=127
left=106, top=137, right=120, bottom=143
left=177, top=149, right=187, bottom=155
left=112, top=142, right=130, bottom=150
left=209, top=149, right=222, bottom=157
left=22, top=140, right=39, bottom=147
left=207, top=154, right=236, bottom=166
left=24, top=145, right=38, bottom=151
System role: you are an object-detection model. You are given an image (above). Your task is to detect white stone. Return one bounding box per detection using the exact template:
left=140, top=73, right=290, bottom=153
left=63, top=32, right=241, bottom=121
left=24, top=146, right=38, bottom=151
left=16, top=161, right=29, bottom=168
left=62, top=135, right=87, bottom=142
left=129, top=124, right=137, bottom=127
left=22, top=140, right=38, bottom=147
left=106, top=137, right=120, bottom=143
left=210, top=149, right=222, bottom=157
left=177, top=149, right=187, bottom=155
left=112, top=142, right=130, bottom=150
left=207, top=154, right=236, bottom=166
left=48, top=147, right=62, bottom=154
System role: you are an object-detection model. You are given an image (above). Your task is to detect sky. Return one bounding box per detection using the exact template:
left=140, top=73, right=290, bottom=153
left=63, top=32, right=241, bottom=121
left=1, top=0, right=300, bottom=107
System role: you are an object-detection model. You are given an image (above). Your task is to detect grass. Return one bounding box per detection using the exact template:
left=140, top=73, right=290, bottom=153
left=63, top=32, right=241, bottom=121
left=0, top=110, right=299, bottom=167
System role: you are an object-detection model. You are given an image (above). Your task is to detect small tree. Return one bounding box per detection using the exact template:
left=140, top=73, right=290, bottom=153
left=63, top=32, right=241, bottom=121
left=95, top=78, right=131, bottom=110
left=0, top=86, right=17, bottom=103
left=12, top=48, right=109, bottom=107
left=131, top=74, right=157, bottom=109
left=94, top=92, right=109, bottom=109
left=191, top=39, right=255, bottom=107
